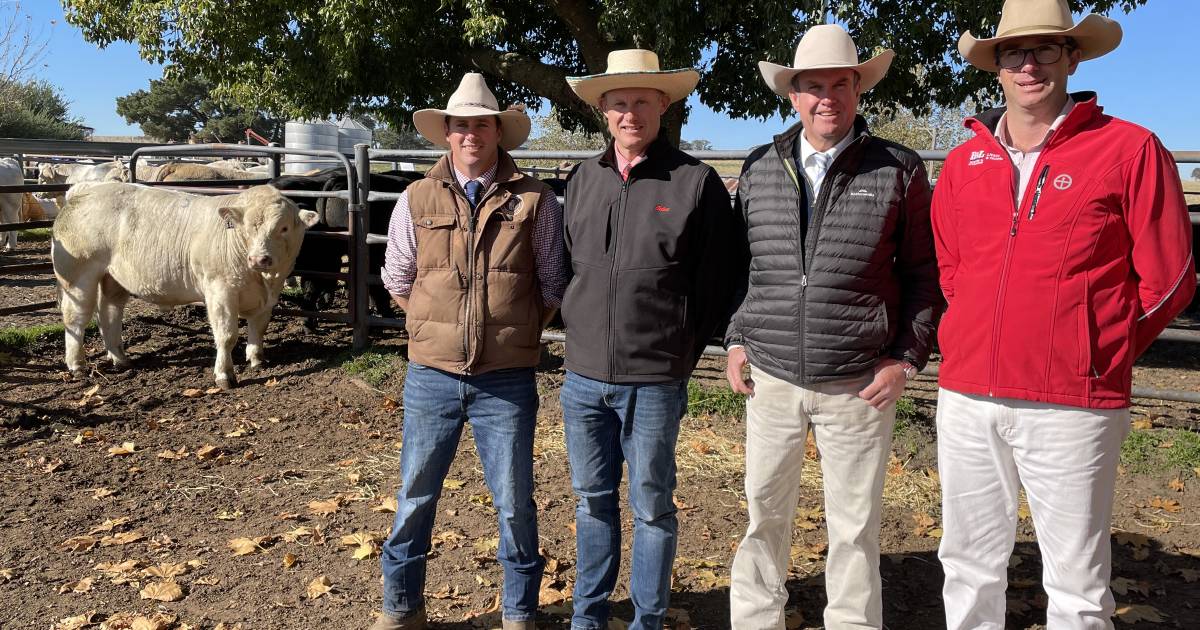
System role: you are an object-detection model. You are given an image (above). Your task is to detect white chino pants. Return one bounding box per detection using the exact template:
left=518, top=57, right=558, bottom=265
left=730, top=366, right=896, bottom=630
left=936, top=388, right=1131, bottom=630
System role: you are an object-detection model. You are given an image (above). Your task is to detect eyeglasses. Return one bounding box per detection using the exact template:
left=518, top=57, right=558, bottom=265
left=995, top=43, right=1073, bottom=70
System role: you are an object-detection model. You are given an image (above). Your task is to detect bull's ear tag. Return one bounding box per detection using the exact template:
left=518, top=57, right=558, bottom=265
left=218, top=206, right=241, bottom=229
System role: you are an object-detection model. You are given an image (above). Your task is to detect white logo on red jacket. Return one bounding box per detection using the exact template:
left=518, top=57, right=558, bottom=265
left=1053, top=174, right=1072, bottom=190
left=968, top=150, right=1005, bottom=166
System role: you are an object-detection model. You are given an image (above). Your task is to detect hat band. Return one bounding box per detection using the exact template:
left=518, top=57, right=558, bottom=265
left=451, top=102, right=494, bottom=110
left=996, top=23, right=1074, bottom=38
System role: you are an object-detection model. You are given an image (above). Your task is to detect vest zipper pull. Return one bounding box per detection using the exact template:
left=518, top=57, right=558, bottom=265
left=801, top=274, right=807, bottom=287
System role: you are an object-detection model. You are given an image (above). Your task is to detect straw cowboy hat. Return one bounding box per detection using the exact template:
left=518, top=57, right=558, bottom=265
left=758, top=24, right=894, bottom=98
left=412, top=73, right=531, bottom=150
left=958, top=0, right=1123, bottom=72
left=567, top=49, right=700, bottom=108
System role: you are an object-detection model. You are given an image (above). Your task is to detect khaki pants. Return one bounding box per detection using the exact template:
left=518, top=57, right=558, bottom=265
left=730, top=366, right=896, bottom=630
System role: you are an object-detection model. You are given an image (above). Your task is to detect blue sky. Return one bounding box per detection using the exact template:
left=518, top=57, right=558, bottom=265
left=19, top=1, right=1200, bottom=159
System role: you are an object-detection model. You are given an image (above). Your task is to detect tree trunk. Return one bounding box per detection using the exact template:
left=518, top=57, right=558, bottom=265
left=660, top=100, right=685, bottom=148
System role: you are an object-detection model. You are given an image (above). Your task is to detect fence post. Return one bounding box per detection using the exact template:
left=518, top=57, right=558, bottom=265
left=351, top=143, right=372, bottom=350
left=269, top=142, right=281, bottom=178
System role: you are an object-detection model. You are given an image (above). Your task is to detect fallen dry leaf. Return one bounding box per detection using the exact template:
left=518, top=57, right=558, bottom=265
left=51, top=611, right=96, bottom=630
left=371, top=497, right=398, bottom=513
left=195, top=445, right=221, bottom=461
left=88, top=517, right=131, bottom=535
left=1111, top=576, right=1150, bottom=596
left=283, top=552, right=299, bottom=568
left=0, top=568, right=13, bottom=582
left=91, top=487, right=115, bottom=500
left=41, top=457, right=66, bottom=474
left=265, top=377, right=280, bottom=387
left=143, top=562, right=189, bottom=579
left=308, top=498, right=341, bottom=516
left=228, top=536, right=275, bottom=556
left=1113, top=531, right=1151, bottom=550
left=1149, top=496, right=1182, bottom=513
left=340, top=532, right=380, bottom=560
left=195, top=575, right=221, bottom=586
left=57, top=576, right=94, bottom=594
left=442, top=478, right=466, bottom=490
left=306, top=575, right=333, bottom=599
left=283, top=526, right=317, bottom=544
left=129, top=612, right=177, bottom=630
left=58, top=535, right=99, bottom=553
left=157, top=447, right=189, bottom=460
left=100, top=530, right=145, bottom=546
left=1131, top=417, right=1153, bottom=431
left=181, top=388, right=203, bottom=398
left=108, top=442, right=137, bottom=456
left=1168, top=477, right=1185, bottom=493
left=205, top=386, right=223, bottom=395
left=1115, top=603, right=1166, bottom=623
left=140, top=579, right=184, bottom=602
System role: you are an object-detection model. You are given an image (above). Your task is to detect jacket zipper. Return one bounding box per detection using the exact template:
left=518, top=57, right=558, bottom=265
left=987, top=144, right=1053, bottom=395
left=779, top=150, right=808, bottom=380
left=609, top=171, right=630, bottom=381
left=459, top=182, right=499, bottom=374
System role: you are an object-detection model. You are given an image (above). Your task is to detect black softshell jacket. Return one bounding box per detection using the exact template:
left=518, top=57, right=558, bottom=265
left=562, top=136, right=741, bottom=383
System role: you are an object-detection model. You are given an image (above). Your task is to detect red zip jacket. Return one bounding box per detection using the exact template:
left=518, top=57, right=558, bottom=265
left=932, top=93, right=1195, bottom=409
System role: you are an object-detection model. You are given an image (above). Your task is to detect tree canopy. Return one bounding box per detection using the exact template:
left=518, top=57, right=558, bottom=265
left=116, top=72, right=284, bottom=143
left=0, top=79, right=87, bottom=140
left=63, top=0, right=1149, bottom=145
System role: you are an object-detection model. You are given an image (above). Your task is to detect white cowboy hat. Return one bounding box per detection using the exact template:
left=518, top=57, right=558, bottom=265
left=412, top=73, right=531, bottom=150
left=758, top=24, right=894, bottom=98
left=958, top=0, right=1122, bottom=72
left=567, top=49, right=700, bottom=108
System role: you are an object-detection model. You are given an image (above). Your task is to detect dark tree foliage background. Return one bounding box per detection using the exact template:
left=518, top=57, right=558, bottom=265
left=115, top=72, right=284, bottom=143
left=0, top=79, right=87, bottom=140
left=63, top=0, right=1149, bottom=145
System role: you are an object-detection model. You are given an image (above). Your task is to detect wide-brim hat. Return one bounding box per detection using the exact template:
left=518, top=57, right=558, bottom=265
left=413, top=73, right=531, bottom=150
left=567, top=49, right=700, bottom=108
left=959, top=0, right=1122, bottom=72
left=759, top=24, right=894, bottom=98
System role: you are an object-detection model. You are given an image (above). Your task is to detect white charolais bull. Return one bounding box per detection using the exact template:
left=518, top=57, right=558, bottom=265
left=52, top=183, right=319, bottom=389
left=0, top=158, right=23, bottom=252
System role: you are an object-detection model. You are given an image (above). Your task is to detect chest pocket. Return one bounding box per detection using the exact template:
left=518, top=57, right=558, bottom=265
left=483, top=196, right=536, bottom=272
left=1018, top=162, right=1107, bottom=234
left=414, top=214, right=458, bottom=270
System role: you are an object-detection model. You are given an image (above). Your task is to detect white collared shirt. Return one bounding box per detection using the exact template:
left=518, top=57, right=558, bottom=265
left=798, top=127, right=855, bottom=197
left=996, top=97, right=1075, bottom=204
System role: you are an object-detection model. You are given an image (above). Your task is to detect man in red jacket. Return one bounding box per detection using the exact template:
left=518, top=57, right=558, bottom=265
left=932, top=1, right=1195, bottom=628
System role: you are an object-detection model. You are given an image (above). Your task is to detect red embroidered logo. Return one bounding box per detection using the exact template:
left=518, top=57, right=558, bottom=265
left=654, top=204, right=670, bottom=213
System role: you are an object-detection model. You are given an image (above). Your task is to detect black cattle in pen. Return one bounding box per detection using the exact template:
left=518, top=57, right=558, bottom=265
left=271, top=168, right=423, bottom=329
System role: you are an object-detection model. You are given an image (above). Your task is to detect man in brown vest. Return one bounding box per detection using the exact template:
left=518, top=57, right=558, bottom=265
left=372, top=73, right=566, bottom=630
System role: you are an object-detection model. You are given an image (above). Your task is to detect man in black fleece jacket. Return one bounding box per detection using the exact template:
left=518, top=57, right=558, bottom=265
left=559, top=49, right=741, bottom=630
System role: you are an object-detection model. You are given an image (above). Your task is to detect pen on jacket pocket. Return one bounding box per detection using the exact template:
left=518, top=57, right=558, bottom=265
left=1028, top=165, right=1050, bottom=221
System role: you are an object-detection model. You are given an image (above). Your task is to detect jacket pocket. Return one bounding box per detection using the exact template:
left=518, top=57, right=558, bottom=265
left=413, top=214, right=458, bottom=270
left=1078, top=304, right=1095, bottom=378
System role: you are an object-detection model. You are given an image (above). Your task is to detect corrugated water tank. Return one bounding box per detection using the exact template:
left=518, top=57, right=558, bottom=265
left=337, top=118, right=374, bottom=155
left=284, top=119, right=339, bottom=174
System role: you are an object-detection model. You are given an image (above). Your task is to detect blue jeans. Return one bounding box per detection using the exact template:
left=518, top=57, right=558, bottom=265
left=380, top=363, right=544, bottom=621
left=560, top=370, right=689, bottom=630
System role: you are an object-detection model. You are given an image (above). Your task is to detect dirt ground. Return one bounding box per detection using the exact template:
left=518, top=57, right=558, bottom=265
left=2, top=233, right=1199, bottom=630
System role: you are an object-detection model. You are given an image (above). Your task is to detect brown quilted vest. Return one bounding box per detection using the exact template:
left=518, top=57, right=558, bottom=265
left=404, top=151, right=548, bottom=374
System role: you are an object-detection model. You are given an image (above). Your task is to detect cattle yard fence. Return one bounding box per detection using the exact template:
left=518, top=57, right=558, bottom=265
left=1, top=138, right=1198, bottom=405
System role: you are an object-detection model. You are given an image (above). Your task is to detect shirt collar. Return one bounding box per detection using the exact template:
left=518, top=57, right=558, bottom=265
left=799, top=127, right=855, bottom=168
left=997, top=96, right=1075, bottom=153
left=452, top=161, right=498, bottom=190
left=614, top=147, right=648, bottom=175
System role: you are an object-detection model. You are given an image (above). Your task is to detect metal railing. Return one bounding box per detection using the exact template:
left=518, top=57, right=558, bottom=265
left=2, top=139, right=1197, bottom=405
